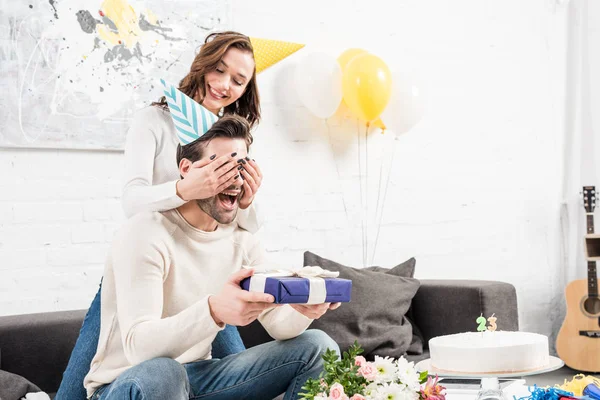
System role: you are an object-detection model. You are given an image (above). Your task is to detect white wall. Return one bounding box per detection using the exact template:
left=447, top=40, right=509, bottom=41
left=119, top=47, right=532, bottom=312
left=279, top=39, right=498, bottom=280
left=0, top=0, right=571, bottom=343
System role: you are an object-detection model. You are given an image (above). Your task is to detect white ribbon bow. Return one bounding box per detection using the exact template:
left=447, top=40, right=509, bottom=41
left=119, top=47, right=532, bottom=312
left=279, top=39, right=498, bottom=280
left=246, top=266, right=339, bottom=304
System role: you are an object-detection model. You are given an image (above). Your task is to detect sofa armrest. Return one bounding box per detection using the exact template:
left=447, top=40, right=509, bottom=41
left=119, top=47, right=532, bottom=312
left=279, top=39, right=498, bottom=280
left=410, top=279, right=518, bottom=346
left=0, top=309, right=86, bottom=394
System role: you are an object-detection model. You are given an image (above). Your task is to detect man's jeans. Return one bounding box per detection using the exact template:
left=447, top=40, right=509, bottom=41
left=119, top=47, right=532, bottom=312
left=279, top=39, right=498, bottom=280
left=55, top=283, right=247, bottom=400
left=90, top=330, right=338, bottom=400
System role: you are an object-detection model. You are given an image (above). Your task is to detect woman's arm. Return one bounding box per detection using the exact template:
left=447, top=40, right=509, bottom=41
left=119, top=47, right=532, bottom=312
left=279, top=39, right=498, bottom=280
left=121, top=108, right=186, bottom=217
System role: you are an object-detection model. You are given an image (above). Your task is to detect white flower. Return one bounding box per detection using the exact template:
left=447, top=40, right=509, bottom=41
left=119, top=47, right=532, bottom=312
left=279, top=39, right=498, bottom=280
left=373, top=356, right=398, bottom=384
left=371, top=382, right=419, bottom=400
left=365, top=382, right=379, bottom=398
left=395, top=357, right=421, bottom=391
left=314, top=396, right=328, bottom=400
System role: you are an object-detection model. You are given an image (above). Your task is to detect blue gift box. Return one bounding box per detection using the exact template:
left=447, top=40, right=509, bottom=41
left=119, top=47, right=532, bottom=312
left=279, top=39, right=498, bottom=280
left=240, top=275, right=352, bottom=304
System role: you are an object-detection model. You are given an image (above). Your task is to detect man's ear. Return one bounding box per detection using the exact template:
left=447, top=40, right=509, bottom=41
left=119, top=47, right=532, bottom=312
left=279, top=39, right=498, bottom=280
left=179, top=158, right=193, bottom=178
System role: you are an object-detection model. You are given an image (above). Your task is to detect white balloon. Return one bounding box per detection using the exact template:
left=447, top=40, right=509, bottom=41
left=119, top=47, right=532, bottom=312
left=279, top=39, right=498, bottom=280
left=380, top=70, right=426, bottom=136
left=294, top=52, right=343, bottom=119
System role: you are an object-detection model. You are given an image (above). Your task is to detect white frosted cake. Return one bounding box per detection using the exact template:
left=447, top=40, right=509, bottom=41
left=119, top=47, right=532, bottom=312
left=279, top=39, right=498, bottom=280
left=429, top=331, right=549, bottom=373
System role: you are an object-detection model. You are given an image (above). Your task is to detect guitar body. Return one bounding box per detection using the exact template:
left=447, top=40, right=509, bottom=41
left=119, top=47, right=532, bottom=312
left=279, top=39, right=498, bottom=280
left=556, top=186, right=600, bottom=372
left=556, top=279, right=600, bottom=372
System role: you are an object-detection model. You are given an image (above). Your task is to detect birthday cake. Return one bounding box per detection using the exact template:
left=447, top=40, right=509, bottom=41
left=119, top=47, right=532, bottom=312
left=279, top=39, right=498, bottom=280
left=429, top=331, right=550, bottom=373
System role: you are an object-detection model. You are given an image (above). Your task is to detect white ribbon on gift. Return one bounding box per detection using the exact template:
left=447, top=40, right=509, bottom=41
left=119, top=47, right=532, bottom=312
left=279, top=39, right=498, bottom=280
left=246, top=266, right=339, bottom=304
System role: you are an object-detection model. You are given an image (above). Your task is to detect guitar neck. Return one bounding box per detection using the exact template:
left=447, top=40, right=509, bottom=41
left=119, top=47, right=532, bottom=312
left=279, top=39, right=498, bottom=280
left=587, top=213, right=598, bottom=297
left=589, top=261, right=598, bottom=296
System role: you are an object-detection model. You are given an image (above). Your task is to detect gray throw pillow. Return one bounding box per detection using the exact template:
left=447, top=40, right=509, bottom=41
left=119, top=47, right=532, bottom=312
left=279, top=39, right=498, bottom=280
left=304, top=251, right=421, bottom=360
left=365, top=257, right=416, bottom=278
left=365, top=258, right=424, bottom=355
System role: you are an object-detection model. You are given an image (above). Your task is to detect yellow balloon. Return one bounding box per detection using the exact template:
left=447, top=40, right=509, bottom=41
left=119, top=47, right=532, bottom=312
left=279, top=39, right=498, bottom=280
left=372, top=117, right=386, bottom=131
left=342, top=53, right=393, bottom=123
left=337, top=48, right=367, bottom=73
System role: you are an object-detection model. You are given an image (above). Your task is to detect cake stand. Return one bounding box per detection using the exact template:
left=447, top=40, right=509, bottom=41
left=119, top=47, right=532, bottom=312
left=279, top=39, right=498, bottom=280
left=415, top=357, right=564, bottom=400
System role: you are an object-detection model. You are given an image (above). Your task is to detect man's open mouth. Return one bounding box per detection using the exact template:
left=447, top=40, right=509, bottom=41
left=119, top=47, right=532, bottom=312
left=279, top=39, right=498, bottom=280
left=217, top=190, right=239, bottom=211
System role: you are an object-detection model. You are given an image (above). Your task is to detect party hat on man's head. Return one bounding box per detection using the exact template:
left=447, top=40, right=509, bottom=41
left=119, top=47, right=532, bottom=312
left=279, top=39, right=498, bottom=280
left=250, top=37, right=305, bottom=74
left=159, top=78, right=218, bottom=146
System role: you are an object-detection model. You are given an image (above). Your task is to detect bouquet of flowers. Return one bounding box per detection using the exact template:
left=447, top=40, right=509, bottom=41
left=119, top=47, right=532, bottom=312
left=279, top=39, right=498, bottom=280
left=300, top=342, right=446, bottom=400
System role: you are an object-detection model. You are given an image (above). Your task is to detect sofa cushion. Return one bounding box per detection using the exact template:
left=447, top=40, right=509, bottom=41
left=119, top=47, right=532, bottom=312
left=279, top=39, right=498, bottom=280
left=0, top=369, right=43, bottom=400
left=365, top=257, right=416, bottom=278
left=303, top=251, right=421, bottom=359
left=365, top=259, right=424, bottom=355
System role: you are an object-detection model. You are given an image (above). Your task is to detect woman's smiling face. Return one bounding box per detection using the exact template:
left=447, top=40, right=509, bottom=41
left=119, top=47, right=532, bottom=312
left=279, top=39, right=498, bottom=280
left=200, top=47, right=255, bottom=115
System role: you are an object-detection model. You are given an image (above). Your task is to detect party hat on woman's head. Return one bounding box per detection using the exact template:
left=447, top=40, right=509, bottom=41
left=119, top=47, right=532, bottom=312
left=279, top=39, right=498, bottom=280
left=250, top=37, right=305, bottom=73
left=159, top=78, right=218, bottom=146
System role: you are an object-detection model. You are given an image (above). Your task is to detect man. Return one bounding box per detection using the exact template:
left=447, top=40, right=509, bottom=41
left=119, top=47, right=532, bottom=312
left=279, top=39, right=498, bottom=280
left=84, top=114, right=340, bottom=400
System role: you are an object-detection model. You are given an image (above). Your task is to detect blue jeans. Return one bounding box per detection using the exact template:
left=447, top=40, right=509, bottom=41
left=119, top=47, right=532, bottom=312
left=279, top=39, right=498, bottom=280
left=56, top=283, right=247, bottom=400
left=90, top=330, right=338, bottom=400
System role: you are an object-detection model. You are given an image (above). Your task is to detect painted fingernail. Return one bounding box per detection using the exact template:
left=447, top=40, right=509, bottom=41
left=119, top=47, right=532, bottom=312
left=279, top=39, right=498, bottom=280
left=245, top=156, right=250, bottom=161
left=237, top=159, right=243, bottom=163
left=234, top=175, right=239, bottom=179
left=240, top=174, right=245, bottom=180
left=252, top=159, right=256, bottom=162
left=210, top=154, right=216, bottom=160
left=237, top=165, right=243, bottom=170
left=231, top=152, right=237, bottom=157
left=241, top=159, right=247, bottom=164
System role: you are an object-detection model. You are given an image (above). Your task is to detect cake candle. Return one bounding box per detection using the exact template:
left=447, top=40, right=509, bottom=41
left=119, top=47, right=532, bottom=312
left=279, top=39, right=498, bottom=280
left=476, top=314, right=487, bottom=332
left=487, top=313, right=497, bottom=332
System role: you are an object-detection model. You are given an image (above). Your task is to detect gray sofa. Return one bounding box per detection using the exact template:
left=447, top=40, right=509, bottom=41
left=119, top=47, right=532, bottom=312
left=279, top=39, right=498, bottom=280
left=0, top=279, right=518, bottom=398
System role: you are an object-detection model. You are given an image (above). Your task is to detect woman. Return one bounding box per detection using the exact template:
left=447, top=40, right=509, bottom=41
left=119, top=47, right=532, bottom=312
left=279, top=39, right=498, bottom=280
left=57, top=31, right=263, bottom=400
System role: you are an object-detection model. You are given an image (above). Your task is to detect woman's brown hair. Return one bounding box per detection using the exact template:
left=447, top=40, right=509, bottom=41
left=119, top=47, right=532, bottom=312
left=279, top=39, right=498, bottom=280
left=153, top=31, right=261, bottom=129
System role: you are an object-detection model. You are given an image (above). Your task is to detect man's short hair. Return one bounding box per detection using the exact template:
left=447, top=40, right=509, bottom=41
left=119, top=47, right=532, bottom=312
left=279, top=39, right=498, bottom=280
left=176, top=114, right=254, bottom=165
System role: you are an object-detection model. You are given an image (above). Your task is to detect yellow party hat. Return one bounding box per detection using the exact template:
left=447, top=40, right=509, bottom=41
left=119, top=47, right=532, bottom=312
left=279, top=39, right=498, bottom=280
left=250, top=37, right=305, bottom=73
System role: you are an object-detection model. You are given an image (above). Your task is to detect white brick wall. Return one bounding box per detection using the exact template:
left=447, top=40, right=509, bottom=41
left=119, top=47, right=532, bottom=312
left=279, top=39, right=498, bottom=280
left=0, top=0, right=572, bottom=342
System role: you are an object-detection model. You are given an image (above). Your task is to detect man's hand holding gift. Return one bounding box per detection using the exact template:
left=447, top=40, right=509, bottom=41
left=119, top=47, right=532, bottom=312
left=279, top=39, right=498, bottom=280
left=208, top=268, right=281, bottom=327
left=290, top=302, right=342, bottom=320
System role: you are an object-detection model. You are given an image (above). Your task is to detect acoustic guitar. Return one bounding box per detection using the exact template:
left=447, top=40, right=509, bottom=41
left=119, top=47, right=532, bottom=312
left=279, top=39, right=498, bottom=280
left=556, top=186, right=600, bottom=372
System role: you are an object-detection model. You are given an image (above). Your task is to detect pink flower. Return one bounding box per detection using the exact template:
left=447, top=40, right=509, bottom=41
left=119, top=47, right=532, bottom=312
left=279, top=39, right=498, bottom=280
left=329, top=383, right=348, bottom=400
left=357, top=362, right=377, bottom=381
left=420, top=375, right=446, bottom=400
left=355, top=356, right=367, bottom=367
left=350, top=395, right=366, bottom=400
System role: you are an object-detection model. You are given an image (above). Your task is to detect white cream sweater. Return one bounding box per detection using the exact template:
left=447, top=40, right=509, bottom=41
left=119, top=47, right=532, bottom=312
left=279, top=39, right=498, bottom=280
left=83, top=209, right=312, bottom=397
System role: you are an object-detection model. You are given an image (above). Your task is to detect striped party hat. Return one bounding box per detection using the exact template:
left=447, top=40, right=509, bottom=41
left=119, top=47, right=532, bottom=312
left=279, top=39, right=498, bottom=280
left=159, top=78, right=219, bottom=145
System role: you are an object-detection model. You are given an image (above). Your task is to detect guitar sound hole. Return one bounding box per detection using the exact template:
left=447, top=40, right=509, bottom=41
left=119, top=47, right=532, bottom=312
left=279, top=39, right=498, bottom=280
left=584, top=297, right=600, bottom=315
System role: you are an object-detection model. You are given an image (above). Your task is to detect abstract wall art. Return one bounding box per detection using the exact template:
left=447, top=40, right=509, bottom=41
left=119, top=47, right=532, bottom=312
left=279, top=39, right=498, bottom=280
left=0, top=0, right=229, bottom=149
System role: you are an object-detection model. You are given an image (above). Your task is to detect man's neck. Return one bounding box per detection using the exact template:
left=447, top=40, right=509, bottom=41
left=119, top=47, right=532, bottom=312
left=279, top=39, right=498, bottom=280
left=177, top=202, right=218, bottom=232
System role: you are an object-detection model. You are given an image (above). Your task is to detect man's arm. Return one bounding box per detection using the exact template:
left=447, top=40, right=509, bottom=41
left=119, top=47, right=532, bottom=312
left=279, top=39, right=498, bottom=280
left=111, top=219, right=223, bottom=365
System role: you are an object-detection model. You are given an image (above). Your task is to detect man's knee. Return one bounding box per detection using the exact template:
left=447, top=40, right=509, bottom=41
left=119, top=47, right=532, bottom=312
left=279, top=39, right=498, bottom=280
left=141, top=357, right=187, bottom=381
left=118, top=357, right=188, bottom=398
left=300, top=329, right=340, bottom=357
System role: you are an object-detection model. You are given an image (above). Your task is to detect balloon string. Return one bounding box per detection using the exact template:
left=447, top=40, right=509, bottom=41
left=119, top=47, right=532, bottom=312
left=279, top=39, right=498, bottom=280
left=364, top=123, right=369, bottom=268
left=372, top=138, right=397, bottom=264
left=372, top=133, right=387, bottom=264
left=357, top=119, right=365, bottom=268
left=324, top=119, right=348, bottom=219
